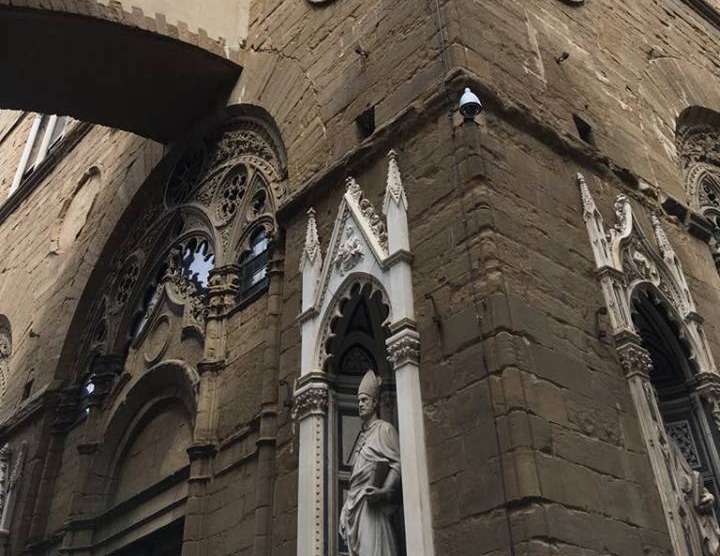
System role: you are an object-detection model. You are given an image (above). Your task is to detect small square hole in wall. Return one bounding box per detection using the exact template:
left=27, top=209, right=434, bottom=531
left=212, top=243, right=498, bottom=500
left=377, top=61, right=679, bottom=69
left=573, top=114, right=596, bottom=147
left=22, top=378, right=33, bottom=400
left=356, top=107, right=376, bottom=140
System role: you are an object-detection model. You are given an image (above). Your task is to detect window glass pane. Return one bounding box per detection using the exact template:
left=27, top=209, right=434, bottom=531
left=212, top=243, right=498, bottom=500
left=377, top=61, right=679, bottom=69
left=340, top=413, right=362, bottom=467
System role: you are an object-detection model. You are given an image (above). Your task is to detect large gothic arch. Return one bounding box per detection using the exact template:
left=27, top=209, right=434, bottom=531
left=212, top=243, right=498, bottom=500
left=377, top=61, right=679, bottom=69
left=25, top=110, right=288, bottom=554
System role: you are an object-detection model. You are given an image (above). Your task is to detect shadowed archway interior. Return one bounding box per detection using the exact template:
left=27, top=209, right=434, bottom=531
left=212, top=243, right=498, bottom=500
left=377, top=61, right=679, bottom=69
left=633, top=288, right=720, bottom=514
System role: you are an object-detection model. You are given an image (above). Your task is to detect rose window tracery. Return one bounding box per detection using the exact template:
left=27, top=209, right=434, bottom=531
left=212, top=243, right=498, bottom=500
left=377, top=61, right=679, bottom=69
left=166, top=147, right=206, bottom=205
left=214, top=166, right=248, bottom=225
left=68, top=118, right=285, bottom=428
left=112, top=260, right=140, bottom=311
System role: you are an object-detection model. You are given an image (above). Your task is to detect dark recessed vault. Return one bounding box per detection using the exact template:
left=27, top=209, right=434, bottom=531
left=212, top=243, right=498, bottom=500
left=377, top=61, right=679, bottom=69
left=0, top=6, right=242, bottom=142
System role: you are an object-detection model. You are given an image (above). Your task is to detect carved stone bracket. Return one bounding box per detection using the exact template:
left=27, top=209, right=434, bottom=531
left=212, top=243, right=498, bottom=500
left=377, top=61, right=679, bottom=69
left=197, top=358, right=226, bottom=375
left=53, top=386, right=83, bottom=431
left=292, top=386, right=329, bottom=421
left=387, top=328, right=420, bottom=368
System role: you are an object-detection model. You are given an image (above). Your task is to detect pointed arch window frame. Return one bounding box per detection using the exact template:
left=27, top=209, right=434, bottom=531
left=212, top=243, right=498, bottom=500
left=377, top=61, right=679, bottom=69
left=577, top=173, right=720, bottom=555
left=294, top=152, right=435, bottom=556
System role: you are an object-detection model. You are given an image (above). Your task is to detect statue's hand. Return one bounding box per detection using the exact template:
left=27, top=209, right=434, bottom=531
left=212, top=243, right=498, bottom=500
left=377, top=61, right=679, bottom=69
left=364, top=486, right=387, bottom=505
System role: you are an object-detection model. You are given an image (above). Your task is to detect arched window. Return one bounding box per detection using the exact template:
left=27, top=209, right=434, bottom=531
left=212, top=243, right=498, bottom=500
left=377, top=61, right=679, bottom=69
left=130, top=236, right=215, bottom=342
left=237, top=227, right=269, bottom=303
left=633, top=289, right=720, bottom=515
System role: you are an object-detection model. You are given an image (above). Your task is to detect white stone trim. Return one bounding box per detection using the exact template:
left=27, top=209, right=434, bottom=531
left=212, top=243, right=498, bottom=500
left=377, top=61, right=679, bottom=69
left=296, top=151, right=435, bottom=556
left=576, top=174, right=720, bottom=556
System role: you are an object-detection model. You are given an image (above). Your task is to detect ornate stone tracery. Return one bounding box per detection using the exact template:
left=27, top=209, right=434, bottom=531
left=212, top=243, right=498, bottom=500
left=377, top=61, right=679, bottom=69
left=0, top=320, right=10, bottom=400
left=0, top=441, right=26, bottom=536
left=69, top=118, right=285, bottom=420
left=677, top=114, right=720, bottom=273
left=577, top=173, right=720, bottom=556
left=295, top=151, right=435, bottom=556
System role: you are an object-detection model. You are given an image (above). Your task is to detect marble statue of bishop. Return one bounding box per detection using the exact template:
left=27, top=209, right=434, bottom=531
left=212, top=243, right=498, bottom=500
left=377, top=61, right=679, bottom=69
left=340, top=370, right=401, bottom=556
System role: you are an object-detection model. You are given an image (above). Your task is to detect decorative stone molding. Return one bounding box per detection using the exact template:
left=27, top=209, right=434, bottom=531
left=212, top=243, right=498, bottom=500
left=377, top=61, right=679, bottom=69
left=0, top=442, right=27, bottom=534
left=296, top=151, right=435, bottom=555
left=695, top=372, right=720, bottom=430
left=383, top=150, right=407, bottom=211
left=333, top=225, right=364, bottom=274
left=0, top=445, right=9, bottom=520
left=300, top=208, right=321, bottom=272
left=576, top=173, right=720, bottom=556
left=0, top=321, right=10, bottom=400
left=206, top=265, right=240, bottom=319
left=616, top=341, right=653, bottom=379
left=345, top=177, right=388, bottom=253
left=387, top=327, right=421, bottom=368
left=576, top=173, right=712, bottom=371
left=291, top=386, right=329, bottom=421
left=670, top=439, right=720, bottom=556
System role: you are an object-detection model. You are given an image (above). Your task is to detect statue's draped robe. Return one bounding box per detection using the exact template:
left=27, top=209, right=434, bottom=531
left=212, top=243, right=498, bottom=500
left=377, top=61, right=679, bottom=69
left=340, top=419, right=400, bottom=556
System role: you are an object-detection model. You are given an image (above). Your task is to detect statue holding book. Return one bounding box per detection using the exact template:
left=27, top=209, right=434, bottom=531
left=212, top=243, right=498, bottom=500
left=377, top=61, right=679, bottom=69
left=340, top=370, right=401, bottom=556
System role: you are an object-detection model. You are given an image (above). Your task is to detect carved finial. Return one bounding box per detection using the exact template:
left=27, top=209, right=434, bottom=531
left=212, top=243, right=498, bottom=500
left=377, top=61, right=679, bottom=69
left=346, top=177, right=362, bottom=201
left=577, top=173, right=597, bottom=221
left=300, top=208, right=321, bottom=272
left=652, top=214, right=675, bottom=259
left=384, top=149, right=407, bottom=212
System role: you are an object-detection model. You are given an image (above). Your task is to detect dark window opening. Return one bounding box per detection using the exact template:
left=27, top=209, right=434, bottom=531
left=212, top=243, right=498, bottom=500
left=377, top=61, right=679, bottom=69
left=237, top=228, right=269, bottom=303
left=21, top=378, right=33, bottom=400
left=110, top=518, right=185, bottom=556
left=77, top=373, right=95, bottom=417
left=356, top=107, right=376, bottom=140
left=573, top=114, right=596, bottom=147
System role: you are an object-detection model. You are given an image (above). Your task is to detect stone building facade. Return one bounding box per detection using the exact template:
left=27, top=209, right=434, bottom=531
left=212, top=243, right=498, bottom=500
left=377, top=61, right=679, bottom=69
left=2, top=0, right=720, bottom=555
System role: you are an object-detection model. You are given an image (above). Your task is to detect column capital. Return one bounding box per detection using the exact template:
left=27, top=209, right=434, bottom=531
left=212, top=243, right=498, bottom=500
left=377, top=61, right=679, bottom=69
left=386, top=327, right=420, bottom=368
left=616, top=339, right=652, bottom=379
left=292, top=384, right=328, bottom=421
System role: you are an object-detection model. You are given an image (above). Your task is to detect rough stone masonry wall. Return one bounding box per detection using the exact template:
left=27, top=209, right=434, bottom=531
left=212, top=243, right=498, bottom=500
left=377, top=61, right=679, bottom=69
left=450, top=0, right=720, bottom=202
left=2, top=0, right=720, bottom=555
left=0, top=121, right=161, bottom=552
left=473, top=114, right=675, bottom=555
left=234, top=0, right=448, bottom=192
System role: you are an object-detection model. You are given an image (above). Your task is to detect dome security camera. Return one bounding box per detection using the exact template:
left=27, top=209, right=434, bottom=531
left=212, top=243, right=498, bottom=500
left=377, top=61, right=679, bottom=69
left=459, top=87, right=482, bottom=120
